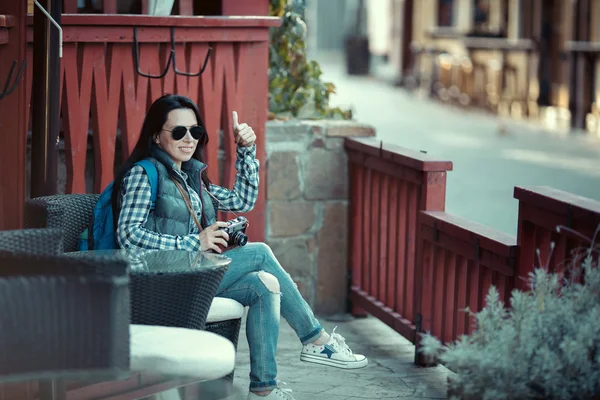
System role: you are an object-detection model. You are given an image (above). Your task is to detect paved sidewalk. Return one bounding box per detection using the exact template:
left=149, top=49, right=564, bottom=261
left=229, top=315, right=451, bottom=399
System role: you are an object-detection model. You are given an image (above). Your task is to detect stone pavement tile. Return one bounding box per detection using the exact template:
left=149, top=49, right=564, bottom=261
left=316, top=377, right=414, bottom=398
left=232, top=315, right=449, bottom=399
left=293, top=395, right=353, bottom=400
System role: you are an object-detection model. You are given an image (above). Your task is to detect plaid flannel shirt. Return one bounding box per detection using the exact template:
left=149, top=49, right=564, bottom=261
left=116, top=144, right=259, bottom=251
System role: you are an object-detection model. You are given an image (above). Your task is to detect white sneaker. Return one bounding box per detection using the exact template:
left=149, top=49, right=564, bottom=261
left=300, top=326, right=368, bottom=369
left=247, top=381, right=295, bottom=400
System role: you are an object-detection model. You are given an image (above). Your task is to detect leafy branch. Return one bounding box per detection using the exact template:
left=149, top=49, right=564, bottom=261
left=268, top=0, right=351, bottom=120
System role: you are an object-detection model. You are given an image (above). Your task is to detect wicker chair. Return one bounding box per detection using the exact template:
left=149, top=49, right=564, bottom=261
left=0, top=250, right=130, bottom=383
left=25, top=194, right=244, bottom=370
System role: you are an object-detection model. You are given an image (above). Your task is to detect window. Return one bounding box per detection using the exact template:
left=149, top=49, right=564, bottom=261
left=438, top=0, right=455, bottom=27
left=470, top=0, right=508, bottom=37
left=473, top=0, right=490, bottom=30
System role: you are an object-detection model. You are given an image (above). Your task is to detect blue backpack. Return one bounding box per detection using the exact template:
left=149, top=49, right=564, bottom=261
left=78, top=160, right=159, bottom=251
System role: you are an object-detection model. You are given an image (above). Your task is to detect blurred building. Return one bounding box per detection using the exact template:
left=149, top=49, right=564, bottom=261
left=307, top=0, right=599, bottom=134
left=398, top=0, right=599, bottom=134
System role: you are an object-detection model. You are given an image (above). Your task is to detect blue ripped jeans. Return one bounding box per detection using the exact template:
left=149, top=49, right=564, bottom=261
left=215, top=242, right=323, bottom=392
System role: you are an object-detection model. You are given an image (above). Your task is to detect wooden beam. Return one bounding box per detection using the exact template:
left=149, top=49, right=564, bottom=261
left=221, top=0, right=269, bottom=16
left=102, top=0, right=117, bottom=14
left=0, top=0, right=27, bottom=229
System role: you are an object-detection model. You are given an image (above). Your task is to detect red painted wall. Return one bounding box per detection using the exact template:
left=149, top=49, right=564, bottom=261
left=222, top=0, right=269, bottom=15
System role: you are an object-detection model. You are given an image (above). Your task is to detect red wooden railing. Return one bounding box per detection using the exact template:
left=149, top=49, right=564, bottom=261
left=514, top=186, right=600, bottom=290
left=417, top=211, right=516, bottom=350
left=23, top=14, right=279, bottom=241
left=345, top=137, right=600, bottom=366
left=345, top=137, right=453, bottom=342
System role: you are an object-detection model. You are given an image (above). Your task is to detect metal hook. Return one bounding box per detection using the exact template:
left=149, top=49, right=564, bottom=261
left=132, top=27, right=174, bottom=79
left=171, top=27, right=212, bottom=77
left=0, top=59, right=27, bottom=100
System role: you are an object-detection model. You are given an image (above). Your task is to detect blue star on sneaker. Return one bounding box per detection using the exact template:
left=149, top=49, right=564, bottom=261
left=321, top=345, right=335, bottom=359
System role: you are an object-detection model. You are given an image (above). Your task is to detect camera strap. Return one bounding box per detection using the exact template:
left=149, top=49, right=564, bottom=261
left=170, top=175, right=204, bottom=233
left=202, top=183, right=250, bottom=228
left=170, top=174, right=251, bottom=232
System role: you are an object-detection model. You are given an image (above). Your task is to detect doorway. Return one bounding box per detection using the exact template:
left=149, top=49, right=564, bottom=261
left=536, top=0, right=562, bottom=107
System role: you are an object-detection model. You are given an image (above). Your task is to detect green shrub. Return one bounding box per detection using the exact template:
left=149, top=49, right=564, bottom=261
left=420, top=226, right=600, bottom=400
left=268, top=0, right=351, bottom=120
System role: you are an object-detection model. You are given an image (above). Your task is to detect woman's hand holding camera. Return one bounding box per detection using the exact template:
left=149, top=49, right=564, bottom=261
left=232, top=111, right=256, bottom=147
left=199, top=221, right=229, bottom=253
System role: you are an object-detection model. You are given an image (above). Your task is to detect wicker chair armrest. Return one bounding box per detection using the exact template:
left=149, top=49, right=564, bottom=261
left=0, top=228, right=64, bottom=255
left=25, top=194, right=100, bottom=252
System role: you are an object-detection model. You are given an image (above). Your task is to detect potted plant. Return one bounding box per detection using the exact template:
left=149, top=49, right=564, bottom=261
left=420, top=226, right=600, bottom=400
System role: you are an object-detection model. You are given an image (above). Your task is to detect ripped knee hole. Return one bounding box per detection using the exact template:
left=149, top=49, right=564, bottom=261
left=257, top=271, right=281, bottom=293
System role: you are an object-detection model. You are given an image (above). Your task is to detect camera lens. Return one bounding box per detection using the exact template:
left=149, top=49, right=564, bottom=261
left=231, top=231, right=248, bottom=247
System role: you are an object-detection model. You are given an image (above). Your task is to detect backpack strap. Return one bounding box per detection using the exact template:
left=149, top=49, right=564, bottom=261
left=136, top=159, right=159, bottom=209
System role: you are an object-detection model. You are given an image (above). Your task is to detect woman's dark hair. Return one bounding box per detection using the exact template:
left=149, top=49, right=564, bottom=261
left=110, top=94, right=211, bottom=225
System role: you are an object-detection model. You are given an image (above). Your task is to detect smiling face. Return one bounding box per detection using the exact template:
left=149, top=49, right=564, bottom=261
left=154, top=108, right=199, bottom=169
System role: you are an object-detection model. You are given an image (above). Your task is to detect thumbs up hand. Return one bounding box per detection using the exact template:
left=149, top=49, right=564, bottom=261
left=232, top=111, right=256, bottom=147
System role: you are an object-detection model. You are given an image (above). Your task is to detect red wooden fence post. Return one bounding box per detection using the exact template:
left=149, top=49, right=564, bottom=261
left=412, top=168, right=449, bottom=365
left=0, top=8, right=33, bottom=400
left=62, top=0, right=78, bottom=13
left=0, top=6, right=27, bottom=230
left=101, top=0, right=117, bottom=14
left=344, top=137, right=452, bottom=341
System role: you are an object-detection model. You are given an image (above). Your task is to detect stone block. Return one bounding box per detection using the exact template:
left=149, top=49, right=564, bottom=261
left=304, top=148, right=348, bottom=200
left=325, top=120, right=376, bottom=137
left=266, top=121, right=312, bottom=143
left=268, top=237, right=314, bottom=280
left=325, top=137, right=345, bottom=151
left=310, top=138, right=326, bottom=148
left=315, top=202, right=349, bottom=315
left=299, top=120, right=325, bottom=136
left=269, top=201, right=315, bottom=237
left=267, top=151, right=301, bottom=200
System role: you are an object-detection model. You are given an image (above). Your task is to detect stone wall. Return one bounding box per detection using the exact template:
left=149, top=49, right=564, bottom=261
left=265, top=120, right=375, bottom=315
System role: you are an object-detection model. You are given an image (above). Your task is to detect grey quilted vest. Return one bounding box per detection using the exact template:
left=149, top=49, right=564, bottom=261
left=143, top=145, right=217, bottom=235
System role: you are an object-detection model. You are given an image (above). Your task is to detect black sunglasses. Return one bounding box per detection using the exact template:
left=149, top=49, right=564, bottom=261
left=163, top=125, right=206, bottom=141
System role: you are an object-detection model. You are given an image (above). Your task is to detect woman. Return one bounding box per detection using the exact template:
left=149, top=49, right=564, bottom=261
left=113, top=94, right=367, bottom=399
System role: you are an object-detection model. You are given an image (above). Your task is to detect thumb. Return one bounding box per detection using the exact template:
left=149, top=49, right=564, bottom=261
left=232, top=111, right=239, bottom=131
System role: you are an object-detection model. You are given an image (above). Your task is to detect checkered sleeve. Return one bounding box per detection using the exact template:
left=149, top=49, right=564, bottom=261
left=209, top=144, right=260, bottom=212
left=116, top=165, right=202, bottom=251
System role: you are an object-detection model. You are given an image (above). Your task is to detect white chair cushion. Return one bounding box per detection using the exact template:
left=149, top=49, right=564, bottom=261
left=206, top=297, right=244, bottom=323
left=130, top=324, right=235, bottom=380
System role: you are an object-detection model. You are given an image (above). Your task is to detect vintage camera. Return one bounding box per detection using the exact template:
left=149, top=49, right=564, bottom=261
left=220, top=216, right=249, bottom=248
